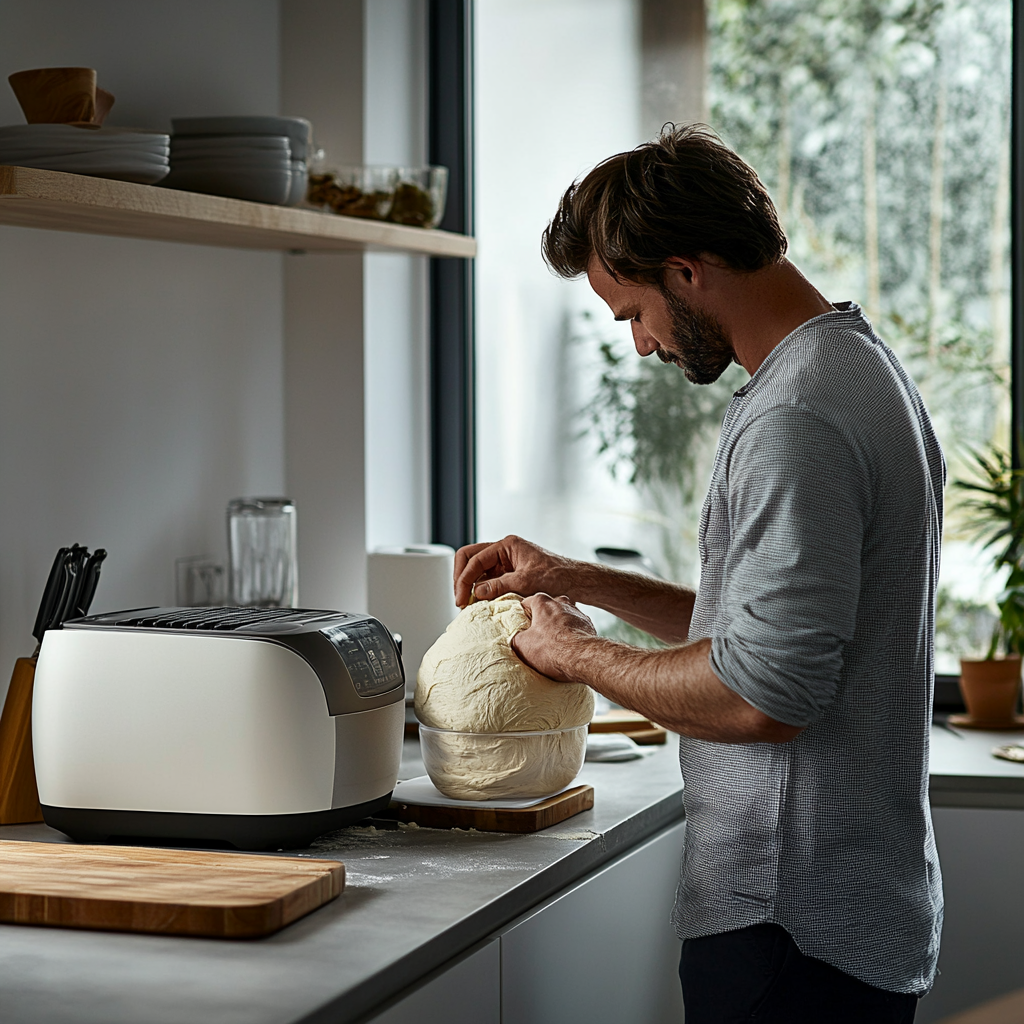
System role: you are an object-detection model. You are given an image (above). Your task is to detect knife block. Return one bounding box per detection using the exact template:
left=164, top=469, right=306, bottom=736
left=0, top=657, right=44, bottom=824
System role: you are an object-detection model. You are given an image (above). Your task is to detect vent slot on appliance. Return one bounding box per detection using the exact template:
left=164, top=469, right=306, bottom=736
left=81, top=607, right=339, bottom=631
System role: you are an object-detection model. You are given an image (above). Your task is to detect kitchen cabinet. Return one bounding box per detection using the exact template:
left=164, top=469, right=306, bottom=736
left=500, top=819, right=686, bottom=1024
left=367, top=820, right=687, bottom=1024
left=367, top=939, right=501, bottom=1024
left=918, top=726, right=1024, bottom=1021
left=917, top=807, right=1024, bottom=1023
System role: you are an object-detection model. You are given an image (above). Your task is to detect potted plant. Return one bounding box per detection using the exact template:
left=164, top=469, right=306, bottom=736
left=953, top=446, right=1024, bottom=726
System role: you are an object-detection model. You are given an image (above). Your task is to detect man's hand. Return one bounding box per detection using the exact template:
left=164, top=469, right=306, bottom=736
left=454, top=534, right=698, bottom=644
left=454, top=535, right=580, bottom=608
left=510, top=593, right=598, bottom=682
left=510, top=595, right=801, bottom=743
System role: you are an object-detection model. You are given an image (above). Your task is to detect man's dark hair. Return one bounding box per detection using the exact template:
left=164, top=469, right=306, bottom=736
left=542, top=124, right=787, bottom=284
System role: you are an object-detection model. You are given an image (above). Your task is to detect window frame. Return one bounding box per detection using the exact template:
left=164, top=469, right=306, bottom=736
left=427, top=0, right=476, bottom=550
left=438, top=0, right=1019, bottom=707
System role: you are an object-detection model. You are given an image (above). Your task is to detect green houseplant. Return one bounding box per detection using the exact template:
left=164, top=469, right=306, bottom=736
left=953, top=446, right=1024, bottom=725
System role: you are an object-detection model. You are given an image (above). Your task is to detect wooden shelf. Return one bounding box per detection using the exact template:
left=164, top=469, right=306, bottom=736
left=0, top=165, right=476, bottom=257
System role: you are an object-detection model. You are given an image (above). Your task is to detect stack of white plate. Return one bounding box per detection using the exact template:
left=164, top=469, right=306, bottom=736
left=0, top=125, right=170, bottom=184
left=163, top=116, right=312, bottom=207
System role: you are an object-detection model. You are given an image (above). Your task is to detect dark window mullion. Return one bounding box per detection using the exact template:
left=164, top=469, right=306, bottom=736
left=1012, top=0, right=1023, bottom=464
left=428, top=0, right=476, bottom=548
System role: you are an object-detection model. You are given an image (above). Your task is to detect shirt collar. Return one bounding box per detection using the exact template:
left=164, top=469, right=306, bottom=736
left=732, top=302, right=867, bottom=398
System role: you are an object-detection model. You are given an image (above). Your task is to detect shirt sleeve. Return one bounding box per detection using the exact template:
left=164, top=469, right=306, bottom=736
left=709, top=403, right=872, bottom=728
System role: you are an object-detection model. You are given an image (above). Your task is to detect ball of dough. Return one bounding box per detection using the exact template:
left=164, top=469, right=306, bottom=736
left=415, top=594, right=595, bottom=732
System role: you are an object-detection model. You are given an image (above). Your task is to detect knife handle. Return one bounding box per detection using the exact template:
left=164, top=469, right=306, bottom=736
left=76, top=549, right=107, bottom=618
left=31, top=547, right=69, bottom=644
left=50, top=547, right=85, bottom=632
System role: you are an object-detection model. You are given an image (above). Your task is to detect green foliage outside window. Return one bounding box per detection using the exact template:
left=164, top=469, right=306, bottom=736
left=581, top=0, right=1011, bottom=663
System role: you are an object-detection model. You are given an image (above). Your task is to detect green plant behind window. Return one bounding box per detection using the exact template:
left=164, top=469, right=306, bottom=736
left=954, top=446, right=1024, bottom=657
left=576, top=310, right=745, bottom=585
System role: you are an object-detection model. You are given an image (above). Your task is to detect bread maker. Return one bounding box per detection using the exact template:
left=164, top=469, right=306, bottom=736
left=32, top=606, right=405, bottom=849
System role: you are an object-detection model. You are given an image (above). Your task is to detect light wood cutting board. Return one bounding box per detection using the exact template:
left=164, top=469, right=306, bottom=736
left=0, top=840, right=344, bottom=938
left=589, top=710, right=668, bottom=745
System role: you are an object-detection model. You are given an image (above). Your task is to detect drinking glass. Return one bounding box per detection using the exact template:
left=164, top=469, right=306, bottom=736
left=227, top=497, right=298, bottom=607
left=175, top=556, right=225, bottom=607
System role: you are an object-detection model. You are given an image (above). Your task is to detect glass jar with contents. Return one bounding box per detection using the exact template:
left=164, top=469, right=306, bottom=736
left=227, top=497, right=298, bottom=607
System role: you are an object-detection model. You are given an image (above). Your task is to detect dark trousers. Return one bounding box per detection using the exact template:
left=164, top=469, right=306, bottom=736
left=679, top=923, right=918, bottom=1023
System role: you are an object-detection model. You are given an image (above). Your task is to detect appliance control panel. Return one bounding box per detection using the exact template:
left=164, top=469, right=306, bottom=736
left=320, top=620, right=404, bottom=697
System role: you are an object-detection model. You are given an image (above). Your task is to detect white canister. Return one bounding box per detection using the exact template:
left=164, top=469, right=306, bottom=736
left=367, top=545, right=459, bottom=699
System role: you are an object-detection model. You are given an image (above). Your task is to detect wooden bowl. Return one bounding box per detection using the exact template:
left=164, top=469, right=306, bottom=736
left=8, top=67, right=97, bottom=126
left=93, top=88, right=115, bottom=126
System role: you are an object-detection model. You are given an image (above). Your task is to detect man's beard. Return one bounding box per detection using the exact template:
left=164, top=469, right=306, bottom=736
left=659, top=287, right=736, bottom=385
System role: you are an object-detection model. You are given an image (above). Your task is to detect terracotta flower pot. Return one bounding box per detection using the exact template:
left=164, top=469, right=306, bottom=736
left=958, top=656, right=1022, bottom=726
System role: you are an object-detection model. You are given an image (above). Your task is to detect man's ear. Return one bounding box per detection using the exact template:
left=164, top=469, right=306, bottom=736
left=663, top=256, right=703, bottom=291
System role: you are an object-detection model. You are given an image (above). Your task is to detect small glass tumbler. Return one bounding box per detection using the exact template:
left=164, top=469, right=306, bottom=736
left=175, top=556, right=226, bottom=607
left=227, top=497, right=299, bottom=607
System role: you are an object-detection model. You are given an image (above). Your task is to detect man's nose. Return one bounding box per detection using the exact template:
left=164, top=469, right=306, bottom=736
left=631, top=321, right=659, bottom=357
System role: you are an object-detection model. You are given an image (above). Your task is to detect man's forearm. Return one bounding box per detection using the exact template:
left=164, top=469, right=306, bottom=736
left=556, top=634, right=801, bottom=743
left=564, top=562, right=696, bottom=645
left=455, top=537, right=694, bottom=642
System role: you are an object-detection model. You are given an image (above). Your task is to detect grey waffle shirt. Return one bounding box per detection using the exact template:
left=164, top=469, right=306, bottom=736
left=671, top=302, right=944, bottom=995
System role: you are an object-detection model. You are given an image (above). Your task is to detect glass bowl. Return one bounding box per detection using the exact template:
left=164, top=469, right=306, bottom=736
left=418, top=723, right=587, bottom=801
left=388, top=166, right=448, bottom=228
left=305, top=165, right=448, bottom=227
left=306, top=165, right=398, bottom=219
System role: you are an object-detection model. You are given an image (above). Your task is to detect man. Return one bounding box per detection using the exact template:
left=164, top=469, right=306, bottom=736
left=454, top=125, right=943, bottom=1023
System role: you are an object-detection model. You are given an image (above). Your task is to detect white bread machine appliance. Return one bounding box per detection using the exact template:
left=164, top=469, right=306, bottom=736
left=33, top=606, right=405, bottom=849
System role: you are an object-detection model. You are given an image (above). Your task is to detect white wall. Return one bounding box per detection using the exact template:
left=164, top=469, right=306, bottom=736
left=280, top=0, right=431, bottom=611
left=281, top=0, right=368, bottom=613
left=0, top=1, right=284, bottom=695
left=474, top=0, right=646, bottom=563
left=0, top=0, right=281, bottom=130
left=0, top=0, right=433, bottom=690
left=363, top=0, right=431, bottom=549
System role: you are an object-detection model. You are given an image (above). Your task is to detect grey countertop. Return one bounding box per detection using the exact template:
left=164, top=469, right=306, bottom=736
left=1, top=725, right=1019, bottom=1024
left=929, top=720, right=1024, bottom=808
left=0, top=739, right=686, bottom=1024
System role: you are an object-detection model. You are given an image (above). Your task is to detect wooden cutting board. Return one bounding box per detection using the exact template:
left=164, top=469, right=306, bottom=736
left=0, top=840, right=344, bottom=938
left=390, top=784, right=594, bottom=833
left=589, top=710, right=668, bottom=745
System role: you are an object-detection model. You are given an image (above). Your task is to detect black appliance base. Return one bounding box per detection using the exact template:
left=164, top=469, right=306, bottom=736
left=41, top=795, right=392, bottom=850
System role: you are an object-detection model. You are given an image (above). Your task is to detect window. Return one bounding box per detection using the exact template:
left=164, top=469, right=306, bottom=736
left=472, top=0, right=1013, bottom=666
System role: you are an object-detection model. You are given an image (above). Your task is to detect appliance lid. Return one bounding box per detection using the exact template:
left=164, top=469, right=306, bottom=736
left=63, top=606, right=405, bottom=713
